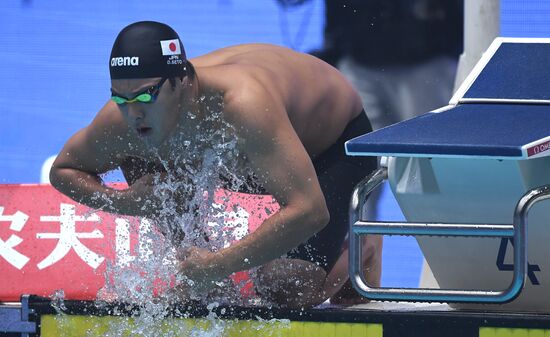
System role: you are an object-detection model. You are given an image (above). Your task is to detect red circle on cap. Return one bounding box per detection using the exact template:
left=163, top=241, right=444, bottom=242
left=169, top=42, right=177, bottom=52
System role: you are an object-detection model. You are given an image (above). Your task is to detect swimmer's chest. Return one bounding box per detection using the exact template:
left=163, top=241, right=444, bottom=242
left=125, top=144, right=263, bottom=192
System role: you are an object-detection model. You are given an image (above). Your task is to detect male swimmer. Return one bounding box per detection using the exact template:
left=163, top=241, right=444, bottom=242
left=50, top=21, right=380, bottom=308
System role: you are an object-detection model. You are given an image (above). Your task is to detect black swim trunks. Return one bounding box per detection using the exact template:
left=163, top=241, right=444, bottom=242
left=286, top=110, right=376, bottom=272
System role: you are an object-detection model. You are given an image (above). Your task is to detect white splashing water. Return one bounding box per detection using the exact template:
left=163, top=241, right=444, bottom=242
left=92, top=94, right=275, bottom=336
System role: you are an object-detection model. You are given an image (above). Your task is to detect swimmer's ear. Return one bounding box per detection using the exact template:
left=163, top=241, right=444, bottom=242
left=168, top=77, right=177, bottom=90
left=169, top=76, right=188, bottom=90
left=183, top=60, right=196, bottom=86
left=180, top=74, right=192, bottom=88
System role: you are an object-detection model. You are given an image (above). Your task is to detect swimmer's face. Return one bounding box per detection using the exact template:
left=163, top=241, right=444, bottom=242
left=111, top=77, right=182, bottom=147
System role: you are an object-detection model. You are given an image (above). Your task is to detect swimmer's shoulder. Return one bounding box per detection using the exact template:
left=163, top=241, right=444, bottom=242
left=84, top=100, right=138, bottom=155
left=193, top=43, right=339, bottom=95
left=54, top=101, right=137, bottom=173
left=221, top=77, right=287, bottom=140
left=89, top=100, right=128, bottom=136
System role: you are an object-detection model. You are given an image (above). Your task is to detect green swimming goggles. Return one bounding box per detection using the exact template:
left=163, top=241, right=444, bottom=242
left=111, top=77, right=168, bottom=105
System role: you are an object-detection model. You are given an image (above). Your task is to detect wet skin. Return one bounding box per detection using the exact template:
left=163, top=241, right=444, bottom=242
left=50, top=43, right=381, bottom=308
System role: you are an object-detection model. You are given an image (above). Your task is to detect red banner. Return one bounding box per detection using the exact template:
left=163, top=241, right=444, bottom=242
left=0, top=184, right=278, bottom=301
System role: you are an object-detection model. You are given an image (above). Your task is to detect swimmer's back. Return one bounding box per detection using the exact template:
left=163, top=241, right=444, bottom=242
left=191, top=44, right=363, bottom=157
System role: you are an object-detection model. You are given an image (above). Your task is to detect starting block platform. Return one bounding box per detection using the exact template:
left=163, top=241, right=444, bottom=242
left=346, top=37, right=550, bottom=159
left=345, top=103, right=550, bottom=159
left=346, top=38, right=550, bottom=312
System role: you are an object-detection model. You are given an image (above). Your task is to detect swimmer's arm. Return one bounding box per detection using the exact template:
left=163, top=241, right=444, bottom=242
left=204, top=91, right=329, bottom=276
left=119, top=156, right=166, bottom=185
left=50, top=112, right=158, bottom=216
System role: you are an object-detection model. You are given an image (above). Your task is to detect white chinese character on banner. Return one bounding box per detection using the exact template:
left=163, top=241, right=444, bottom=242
left=37, top=203, right=104, bottom=269
left=207, top=203, right=250, bottom=248
left=115, top=217, right=154, bottom=266
left=0, top=207, right=30, bottom=269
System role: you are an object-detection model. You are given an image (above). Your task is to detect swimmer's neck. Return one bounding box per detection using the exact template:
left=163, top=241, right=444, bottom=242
left=192, top=65, right=227, bottom=100
left=154, top=97, right=226, bottom=161
left=152, top=72, right=227, bottom=160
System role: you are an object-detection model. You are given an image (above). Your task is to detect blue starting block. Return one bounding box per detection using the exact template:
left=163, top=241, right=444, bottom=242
left=346, top=38, right=550, bottom=312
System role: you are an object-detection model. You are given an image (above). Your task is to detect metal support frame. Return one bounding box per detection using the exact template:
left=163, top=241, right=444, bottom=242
left=349, top=167, right=550, bottom=303
left=0, top=295, right=36, bottom=336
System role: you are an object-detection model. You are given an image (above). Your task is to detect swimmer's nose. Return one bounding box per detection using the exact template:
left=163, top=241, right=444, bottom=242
left=127, top=103, right=145, bottom=119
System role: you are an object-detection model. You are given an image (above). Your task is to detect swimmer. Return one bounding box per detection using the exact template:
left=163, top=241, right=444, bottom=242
left=49, top=21, right=380, bottom=308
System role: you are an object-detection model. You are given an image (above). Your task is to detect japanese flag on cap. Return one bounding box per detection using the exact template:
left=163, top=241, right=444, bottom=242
left=160, top=39, right=181, bottom=56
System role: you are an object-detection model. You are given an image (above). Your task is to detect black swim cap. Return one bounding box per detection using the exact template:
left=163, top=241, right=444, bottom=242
left=109, top=21, right=187, bottom=80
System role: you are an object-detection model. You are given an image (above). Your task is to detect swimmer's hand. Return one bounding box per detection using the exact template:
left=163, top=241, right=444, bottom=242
left=176, top=247, right=227, bottom=294
left=128, top=172, right=192, bottom=218
left=125, top=173, right=165, bottom=215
